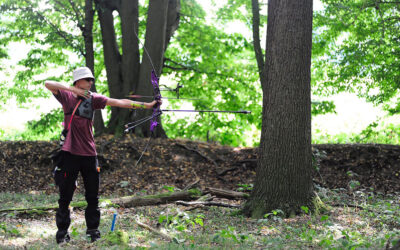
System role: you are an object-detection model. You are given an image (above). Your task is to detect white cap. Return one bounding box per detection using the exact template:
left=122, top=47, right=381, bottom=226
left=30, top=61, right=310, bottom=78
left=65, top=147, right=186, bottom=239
left=73, top=67, right=94, bottom=84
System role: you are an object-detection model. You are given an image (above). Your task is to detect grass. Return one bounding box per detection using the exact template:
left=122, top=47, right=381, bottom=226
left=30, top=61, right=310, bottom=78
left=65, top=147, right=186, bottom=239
left=0, top=187, right=399, bottom=249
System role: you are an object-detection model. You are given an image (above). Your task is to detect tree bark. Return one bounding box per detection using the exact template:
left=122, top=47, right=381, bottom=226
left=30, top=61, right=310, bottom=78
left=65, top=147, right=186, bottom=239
left=244, top=0, right=314, bottom=218
left=134, top=0, right=179, bottom=137
left=96, top=0, right=179, bottom=136
left=96, top=0, right=126, bottom=134
left=84, top=0, right=105, bottom=135
left=134, top=0, right=169, bottom=137
left=251, top=0, right=265, bottom=84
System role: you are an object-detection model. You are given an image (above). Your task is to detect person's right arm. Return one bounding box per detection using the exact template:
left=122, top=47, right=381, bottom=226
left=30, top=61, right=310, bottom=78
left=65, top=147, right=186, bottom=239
left=44, top=80, right=87, bottom=98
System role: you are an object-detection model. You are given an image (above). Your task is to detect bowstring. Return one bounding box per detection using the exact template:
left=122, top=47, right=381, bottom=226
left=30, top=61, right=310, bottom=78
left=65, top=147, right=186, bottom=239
left=124, top=26, right=161, bottom=169
left=125, top=114, right=155, bottom=128
left=132, top=133, right=153, bottom=168
left=124, top=115, right=155, bottom=133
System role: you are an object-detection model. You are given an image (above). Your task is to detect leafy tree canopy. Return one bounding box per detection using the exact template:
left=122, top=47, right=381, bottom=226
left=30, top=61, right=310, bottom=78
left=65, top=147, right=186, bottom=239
left=313, top=0, right=400, bottom=114
left=161, top=0, right=261, bottom=146
left=0, top=0, right=261, bottom=146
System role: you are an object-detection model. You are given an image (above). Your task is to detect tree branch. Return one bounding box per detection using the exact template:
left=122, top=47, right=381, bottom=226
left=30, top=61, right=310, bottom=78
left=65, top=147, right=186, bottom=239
left=163, top=58, right=249, bottom=85
left=251, top=0, right=265, bottom=83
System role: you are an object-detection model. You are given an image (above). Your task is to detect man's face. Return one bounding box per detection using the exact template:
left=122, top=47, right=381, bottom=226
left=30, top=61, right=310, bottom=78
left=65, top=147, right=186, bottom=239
left=76, top=78, right=94, bottom=90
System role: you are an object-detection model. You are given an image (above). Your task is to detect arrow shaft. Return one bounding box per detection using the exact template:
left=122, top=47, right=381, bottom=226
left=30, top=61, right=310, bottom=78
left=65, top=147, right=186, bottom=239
left=128, top=95, right=202, bottom=101
left=161, top=109, right=251, bottom=114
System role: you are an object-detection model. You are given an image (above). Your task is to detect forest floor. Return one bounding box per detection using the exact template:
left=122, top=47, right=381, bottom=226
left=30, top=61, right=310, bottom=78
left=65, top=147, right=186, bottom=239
left=0, top=135, right=399, bottom=195
left=0, top=136, right=399, bottom=249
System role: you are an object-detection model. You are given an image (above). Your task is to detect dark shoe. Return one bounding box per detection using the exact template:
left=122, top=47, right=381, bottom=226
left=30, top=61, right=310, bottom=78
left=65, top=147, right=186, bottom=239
left=86, top=229, right=101, bottom=243
left=56, top=230, right=70, bottom=244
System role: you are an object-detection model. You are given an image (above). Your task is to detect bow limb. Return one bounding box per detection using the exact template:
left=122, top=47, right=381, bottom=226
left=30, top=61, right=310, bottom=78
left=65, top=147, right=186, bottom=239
left=124, top=111, right=162, bottom=134
left=131, top=24, right=162, bottom=133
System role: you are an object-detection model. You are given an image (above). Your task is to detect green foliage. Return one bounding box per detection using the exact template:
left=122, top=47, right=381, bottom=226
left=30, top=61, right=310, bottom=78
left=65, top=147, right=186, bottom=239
left=214, top=226, right=248, bottom=244
left=103, top=230, right=129, bottom=246
left=0, top=0, right=87, bottom=103
left=300, top=206, right=310, bottom=214
left=236, top=183, right=253, bottom=192
left=311, top=100, right=336, bottom=115
left=0, top=108, right=63, bottom=141
left=264, top=209, right=284, bottom=219
left=26, top=108, right=63, bottom=138
left=313, top=0, right=400, bottom=111
left=0, top=222, right=21, bottom=237
left=162, top=185, right=176, bottom=192
left=0, top=0, right=259, bottom=146
left=187, top=188, right=202, bottom=197
left=161, top=0, right=261, bottom=147
left=313, top=121, right=400, bottom=144
left=2, top=0, right=398, bottom=148
left=0, top=0, right=108, bottom=133
left=158, top=209, right=204, bottom=233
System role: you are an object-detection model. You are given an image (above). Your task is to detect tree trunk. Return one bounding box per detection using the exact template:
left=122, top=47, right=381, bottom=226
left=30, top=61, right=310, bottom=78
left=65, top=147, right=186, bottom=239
left=96, top=0, right=130, bottom=135
left=243, top=0, right=314, bottom=218
left=84, top=0, right=105, bottom=135
left=251, top=0, right=265, bottom=84
left=96, top=0, right=179, bottom=136
left=134, top=0, right=180, bottom=137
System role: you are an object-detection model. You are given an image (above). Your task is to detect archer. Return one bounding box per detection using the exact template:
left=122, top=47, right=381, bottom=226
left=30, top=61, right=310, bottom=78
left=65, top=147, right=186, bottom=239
left=44, top=66, right=161, bottom=244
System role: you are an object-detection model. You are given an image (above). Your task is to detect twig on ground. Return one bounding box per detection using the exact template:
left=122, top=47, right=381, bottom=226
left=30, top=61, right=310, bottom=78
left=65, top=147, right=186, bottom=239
left=135, top=218, right=173, bottom=241
left=175, top=142, right=219, bottom=167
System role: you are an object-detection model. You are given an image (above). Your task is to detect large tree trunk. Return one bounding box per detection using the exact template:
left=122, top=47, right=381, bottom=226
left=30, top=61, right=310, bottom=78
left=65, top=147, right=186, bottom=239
left=134, top=0, right=180, bottom=137
left=96, top=0, right=179, bottom=136
left=243, top=0, right=314, bottom=218
left=96, top=0, right=138, bottom=135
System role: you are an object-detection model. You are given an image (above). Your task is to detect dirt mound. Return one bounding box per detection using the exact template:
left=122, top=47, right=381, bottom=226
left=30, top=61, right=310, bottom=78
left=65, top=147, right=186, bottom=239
left=0, top=136, right=399, bottom=195
left=314, top=144, right=400, bottom=193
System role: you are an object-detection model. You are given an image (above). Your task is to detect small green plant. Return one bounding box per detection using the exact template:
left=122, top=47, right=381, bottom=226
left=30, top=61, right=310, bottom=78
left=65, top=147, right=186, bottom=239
left=162, top=186, right=176, bottom=192
left=237, top=183, right=253, bottom=192
left=301, top=206, right=310, bottom=214
left=214, top=226, right=248, bottom=243
left=103, top=230, right=129, bottom=246
left=0, top=223, right=21, bottom=237
left=158, top=211, right=204, bottom=232
left=70, top=226, right=79, bottom=237
left=260, top=209, right=285, bottom=223
left=348, top=180, right=360, bottom=190
left=320, top=215, right=329, bottom=222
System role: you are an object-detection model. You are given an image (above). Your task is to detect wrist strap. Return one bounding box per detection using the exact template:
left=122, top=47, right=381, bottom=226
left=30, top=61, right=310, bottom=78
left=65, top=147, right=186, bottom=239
left=67, top=99, right=82, bottom=131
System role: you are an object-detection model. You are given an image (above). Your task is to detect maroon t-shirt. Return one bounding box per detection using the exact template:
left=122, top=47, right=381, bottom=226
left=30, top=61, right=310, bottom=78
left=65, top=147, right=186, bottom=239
left=54, top=89, right=108, bottom=156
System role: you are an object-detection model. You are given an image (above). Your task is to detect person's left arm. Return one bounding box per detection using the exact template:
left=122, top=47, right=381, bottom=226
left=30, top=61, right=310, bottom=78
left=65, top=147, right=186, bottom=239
left=106, top=98, right=159, bottom=109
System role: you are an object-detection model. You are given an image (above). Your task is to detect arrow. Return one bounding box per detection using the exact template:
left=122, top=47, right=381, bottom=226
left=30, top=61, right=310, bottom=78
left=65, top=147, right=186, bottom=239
left=161, top=109, right=251, bottom=114
left=127, top=95, right=203, bottom=101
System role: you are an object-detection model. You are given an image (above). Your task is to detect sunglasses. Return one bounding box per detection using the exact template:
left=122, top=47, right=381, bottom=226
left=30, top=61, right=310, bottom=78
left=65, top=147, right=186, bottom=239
left=84, top=78, right=94, bottom=83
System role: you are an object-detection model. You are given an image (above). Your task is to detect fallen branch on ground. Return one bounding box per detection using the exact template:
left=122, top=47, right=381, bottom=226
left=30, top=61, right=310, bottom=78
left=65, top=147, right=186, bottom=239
left=112, top=189, right=201, bottom=207
left=206, top=187, right=249, bottom=199
left=176, top=200, right=241, bottom=208
left=0, top=187, right=246, bottom=214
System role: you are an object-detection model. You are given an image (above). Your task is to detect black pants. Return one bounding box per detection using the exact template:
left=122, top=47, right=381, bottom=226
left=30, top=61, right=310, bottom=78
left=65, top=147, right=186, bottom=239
left=55, top=151, right=100, bottom=235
